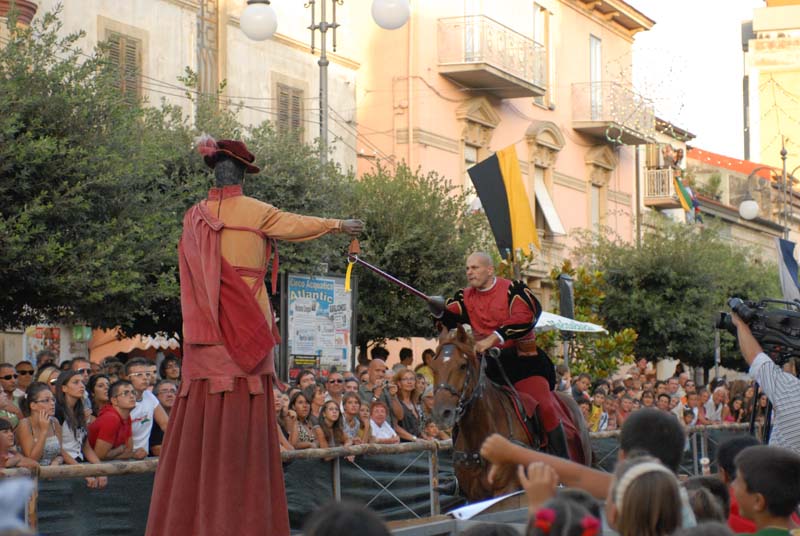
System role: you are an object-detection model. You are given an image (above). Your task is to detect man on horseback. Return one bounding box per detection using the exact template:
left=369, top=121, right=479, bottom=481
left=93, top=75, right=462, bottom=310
left=430, top=251, right=569, bottom=459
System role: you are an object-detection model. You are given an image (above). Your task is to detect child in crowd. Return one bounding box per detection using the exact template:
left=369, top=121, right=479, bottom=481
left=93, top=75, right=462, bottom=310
left=731, top=445, right=800, bottom=536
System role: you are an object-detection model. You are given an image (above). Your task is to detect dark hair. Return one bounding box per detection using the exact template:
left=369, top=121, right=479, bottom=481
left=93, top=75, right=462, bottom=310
left=672, top=522, right=734, bottom=536
left=124, top=357, right=151, bottom=375
left=344, top=377, right=359, bottom=387
left=577, top=373, right=591, bottom=382
left=342, top=392, right=361, bottom=409
left=70, top=357, right=90, bottom=368
left=296, top=369, right=316, bottom=387
left=527, top=497, right=599, bottom=536
left=59, top=359, right=72, bottom=371
left=108, top=379, right=133, bottom=400
left=35, top=349, right=57, bottom=366
left=54, top=370, right=87, bottom=441
left=399, top=347, right=413, bottom=361
left=303, top=501, right=389, bottom=536
left=556, top=488, right=601, bottom=519
left=715, top=435, right=760, bottom=480
left=459, top=523, right=518, bottom=536
left=21, top=382, right=51, bottom=417
left=657, top=393, right=671, bottom=403
left=619, top=408, right=686, bottom=472
left=370, top=346, right=389, bottom=360
left=0, top=417, right=12, bottom=432
left=319, top=400, right=346, bottom=446
left=577, top=399, right=591, bottom=408
left=87, top=373, right=110, bottom=417
left=289, top=391, right=312, bottom=424
left=159, top=356, right=181, bottom=380
left=734, top=445, right=800, bottom=517
left=641, top=389, right=655, bottom=399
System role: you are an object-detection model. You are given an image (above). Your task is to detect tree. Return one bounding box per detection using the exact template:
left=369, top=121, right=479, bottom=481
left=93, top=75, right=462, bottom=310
left=346, top=165, right=489, bottom=350
left=538, top=261, right=638, bottom=378
left=574, top=218, right=780, bottom=371
left=0, top=10, right=199, bottom=333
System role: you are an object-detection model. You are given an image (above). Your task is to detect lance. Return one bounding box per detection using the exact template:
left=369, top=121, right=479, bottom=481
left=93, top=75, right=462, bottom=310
left=344, top=239, right=433, bottom=302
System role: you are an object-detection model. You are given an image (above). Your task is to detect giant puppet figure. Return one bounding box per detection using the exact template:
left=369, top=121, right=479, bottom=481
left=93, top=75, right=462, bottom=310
left=146, top=138, right=362, bottom=536
left=431, top=252, right=569, bottom=459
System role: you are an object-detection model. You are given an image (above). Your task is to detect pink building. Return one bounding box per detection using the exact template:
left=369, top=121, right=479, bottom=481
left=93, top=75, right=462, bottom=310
left=355, top=0, right=656, bottom=300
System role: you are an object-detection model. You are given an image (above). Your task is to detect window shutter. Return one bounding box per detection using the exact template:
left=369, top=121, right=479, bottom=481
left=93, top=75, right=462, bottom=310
left=106, top=31, right=141, bottom=102
left=277, top=83, right=303, bottom=139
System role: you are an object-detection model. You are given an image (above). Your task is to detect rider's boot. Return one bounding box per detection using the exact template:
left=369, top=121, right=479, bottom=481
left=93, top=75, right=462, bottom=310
left=546, top=423, right=570, bottom=460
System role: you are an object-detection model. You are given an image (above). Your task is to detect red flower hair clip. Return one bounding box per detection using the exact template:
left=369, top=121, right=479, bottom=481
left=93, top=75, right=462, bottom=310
left=533, top=508, right=556, bottom=534
left=580, top=515, right=601, bottom=536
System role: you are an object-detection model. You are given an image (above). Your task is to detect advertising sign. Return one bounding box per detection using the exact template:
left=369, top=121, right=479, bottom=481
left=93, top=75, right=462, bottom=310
left=284, top=273, right=356, bottom=381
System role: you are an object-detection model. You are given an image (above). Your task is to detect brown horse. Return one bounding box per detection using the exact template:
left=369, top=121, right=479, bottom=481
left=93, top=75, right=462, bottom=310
left=430, top=325, right=591, bottom=502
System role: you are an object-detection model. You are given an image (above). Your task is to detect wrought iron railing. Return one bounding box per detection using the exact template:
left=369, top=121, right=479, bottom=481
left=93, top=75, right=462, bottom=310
left=572, top=82, right=656, bottom=141
left=644, top=168, right=676, bottom=199
left=438, top=15, right=546, bottom=89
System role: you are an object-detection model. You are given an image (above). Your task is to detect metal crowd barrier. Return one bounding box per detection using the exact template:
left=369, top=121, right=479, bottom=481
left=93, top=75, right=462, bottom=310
left=3, top=423, right=756, bottom=531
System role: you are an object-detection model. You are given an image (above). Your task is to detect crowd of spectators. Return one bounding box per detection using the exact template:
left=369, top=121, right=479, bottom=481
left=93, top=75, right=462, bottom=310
left=0, top=349, right=179, bottom=486
left=561, top=358, right=768, bottom=434
left=275, top=347, right=449, bottom=452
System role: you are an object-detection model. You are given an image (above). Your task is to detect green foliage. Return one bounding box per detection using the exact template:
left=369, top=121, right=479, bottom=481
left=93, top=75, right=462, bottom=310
left=348, top=165, right=489, bottom=347
left=542, top=261, right=637, bottom=378
left=0, top=10, right=201, bottom=332
left=574, top=218, right=780, bottom=370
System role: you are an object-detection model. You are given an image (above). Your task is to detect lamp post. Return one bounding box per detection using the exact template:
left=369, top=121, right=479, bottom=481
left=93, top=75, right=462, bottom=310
left=739, top=166, right=775, bottom=221
left=781, top=139, right=789, bottom=239
left=240, top=0, right=410, bottom=174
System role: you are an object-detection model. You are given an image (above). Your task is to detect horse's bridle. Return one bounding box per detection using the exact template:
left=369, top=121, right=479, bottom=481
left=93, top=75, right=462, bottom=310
left=433, top=343, right=483, bottom=423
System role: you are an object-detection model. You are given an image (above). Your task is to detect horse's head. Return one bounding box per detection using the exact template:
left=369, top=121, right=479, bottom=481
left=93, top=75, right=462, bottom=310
left=429, top=324, right=479, bottom=429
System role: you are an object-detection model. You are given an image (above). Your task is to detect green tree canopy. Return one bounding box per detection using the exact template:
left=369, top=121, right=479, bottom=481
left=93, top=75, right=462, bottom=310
left=574, top=219, right=780, bottom=370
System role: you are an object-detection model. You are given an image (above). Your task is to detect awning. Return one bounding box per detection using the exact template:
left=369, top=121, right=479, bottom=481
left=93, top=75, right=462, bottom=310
left=89, top=328, right=181, bottom=363
left=534, top=178, right=566, bottom=235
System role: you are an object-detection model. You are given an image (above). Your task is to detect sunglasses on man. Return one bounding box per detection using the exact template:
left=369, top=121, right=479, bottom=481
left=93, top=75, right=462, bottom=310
left=16, top=370, right=34, bottom=376
left=0, top=374, right=18, bottom=381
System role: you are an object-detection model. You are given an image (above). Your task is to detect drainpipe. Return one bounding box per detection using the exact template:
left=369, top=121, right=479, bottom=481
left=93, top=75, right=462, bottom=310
left=635, top=146, right=642, bottom=247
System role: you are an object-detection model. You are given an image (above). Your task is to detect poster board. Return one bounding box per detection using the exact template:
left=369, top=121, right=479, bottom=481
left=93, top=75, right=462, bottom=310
left=281, top=273, right=356, bottom=382
left=23, top=326, right=61, bottom=362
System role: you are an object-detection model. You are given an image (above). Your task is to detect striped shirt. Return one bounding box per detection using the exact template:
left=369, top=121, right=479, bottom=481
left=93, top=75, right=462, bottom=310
left=750, top=353, right=800, bottom=453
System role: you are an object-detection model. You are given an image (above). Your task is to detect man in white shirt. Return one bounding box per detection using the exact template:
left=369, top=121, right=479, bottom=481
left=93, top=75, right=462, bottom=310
left=124, top=357, right=168, bottom=458
left=732, top=314, right=800, bottom=453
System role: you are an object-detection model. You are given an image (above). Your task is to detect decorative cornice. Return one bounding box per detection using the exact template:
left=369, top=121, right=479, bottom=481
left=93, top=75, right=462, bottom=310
left=553, top=172, right=585, bottom=192
left=608, top=190, right=631, bottom=205
left=228, top=15, right=360, bottom=71
left=160, top=0, right=199, bottom=10
left=396, top=128, right=460, bottom=154
left=0, top=0, right=38, bottom=26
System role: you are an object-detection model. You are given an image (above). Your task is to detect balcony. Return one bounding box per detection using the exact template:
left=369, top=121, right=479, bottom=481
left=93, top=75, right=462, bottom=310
left=643, top=168, right=681, bottom=209
left=437, top=16, right=546, bottom=99
left=572, top=82, right=656, bottom=145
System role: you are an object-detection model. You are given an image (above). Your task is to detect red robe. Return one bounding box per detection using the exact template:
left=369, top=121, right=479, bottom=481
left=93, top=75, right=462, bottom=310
left=146, top=185, right=341, bottom=536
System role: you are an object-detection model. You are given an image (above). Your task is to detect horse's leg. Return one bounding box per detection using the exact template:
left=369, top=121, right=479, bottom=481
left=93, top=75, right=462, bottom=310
left=555, top=391, right=593, bottom=465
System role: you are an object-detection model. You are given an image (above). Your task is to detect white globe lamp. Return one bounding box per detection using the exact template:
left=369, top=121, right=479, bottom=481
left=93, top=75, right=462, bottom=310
left=371, top=0, right=410, bottom=30
left=739, top=199, right=759, bottom=221
left=241, top=0, right=278, bottom=41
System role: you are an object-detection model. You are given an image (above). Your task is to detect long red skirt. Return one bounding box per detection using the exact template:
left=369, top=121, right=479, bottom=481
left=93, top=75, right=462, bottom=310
left=146, top=375, right=289, bottom=536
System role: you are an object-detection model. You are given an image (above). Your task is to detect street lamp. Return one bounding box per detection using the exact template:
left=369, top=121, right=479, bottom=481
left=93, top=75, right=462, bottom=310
left=240, top=0, right=410, bottom=173
left=739, top=166, right=775, bottom=221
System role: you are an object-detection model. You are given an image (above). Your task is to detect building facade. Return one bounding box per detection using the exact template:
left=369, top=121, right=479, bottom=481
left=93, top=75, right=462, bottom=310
left=355, top=0, right=655, bottom=302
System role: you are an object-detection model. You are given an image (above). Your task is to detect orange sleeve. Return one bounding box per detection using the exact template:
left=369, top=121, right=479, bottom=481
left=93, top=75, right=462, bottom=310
left=260, top=205, right=342, bottom=242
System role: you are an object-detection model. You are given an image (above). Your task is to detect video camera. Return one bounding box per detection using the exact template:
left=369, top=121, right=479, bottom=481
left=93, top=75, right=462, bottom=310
left=716, top=297, right=800, bottom=364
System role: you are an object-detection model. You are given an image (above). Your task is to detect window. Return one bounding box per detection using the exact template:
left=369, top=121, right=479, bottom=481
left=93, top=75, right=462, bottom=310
left=106, top=31, right=142, bottom=102
left=589, top=35, right=602, bottom=120
left=591, top=184, right=601, bottom=230
left=277, top=83, right=304, bottom=138
left=464, top=144, right=481, bottom=210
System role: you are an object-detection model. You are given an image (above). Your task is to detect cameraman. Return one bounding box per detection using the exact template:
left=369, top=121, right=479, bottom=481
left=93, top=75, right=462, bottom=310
left=732, top=313, right=800, bottom=453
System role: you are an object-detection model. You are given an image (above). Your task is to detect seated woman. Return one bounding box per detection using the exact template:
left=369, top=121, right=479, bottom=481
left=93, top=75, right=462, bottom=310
left=341, top=393, right=369, bottom=445
left=54, top=371, right=108, bottom=488
left=16, top=382, right=66, bottom=467
left=289, top=391, right=323, bottom=449
left=369, top=401, right=398, bottom=445
left=87, top=374, right=111, bottom=420
left=391, top=368, right=422, bottom=442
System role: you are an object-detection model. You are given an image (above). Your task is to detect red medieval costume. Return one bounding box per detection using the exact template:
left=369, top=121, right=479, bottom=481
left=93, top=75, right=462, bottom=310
left=438, top=277, right=567, bottom=455
left=146, top=140, right=344, bottom=536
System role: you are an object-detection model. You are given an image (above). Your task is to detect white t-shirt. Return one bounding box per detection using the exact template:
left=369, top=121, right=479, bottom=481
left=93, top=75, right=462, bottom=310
left=370, top=419, right=397, bottom=440
left=61, top=420, right=86, bottom=461
left=130, top=390, right=160, bottom=451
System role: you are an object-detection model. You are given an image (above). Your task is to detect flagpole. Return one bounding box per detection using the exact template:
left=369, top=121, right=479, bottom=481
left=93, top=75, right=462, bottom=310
left=782, top=138, right=789, bottom=240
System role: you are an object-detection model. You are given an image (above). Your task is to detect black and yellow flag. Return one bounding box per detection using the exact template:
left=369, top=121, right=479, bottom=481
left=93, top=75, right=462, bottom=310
left=467, top=145, right=540, bottom=258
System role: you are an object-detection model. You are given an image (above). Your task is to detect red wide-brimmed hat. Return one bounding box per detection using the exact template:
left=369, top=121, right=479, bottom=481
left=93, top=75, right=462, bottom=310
left=196, top=135, right=260, bottom=174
